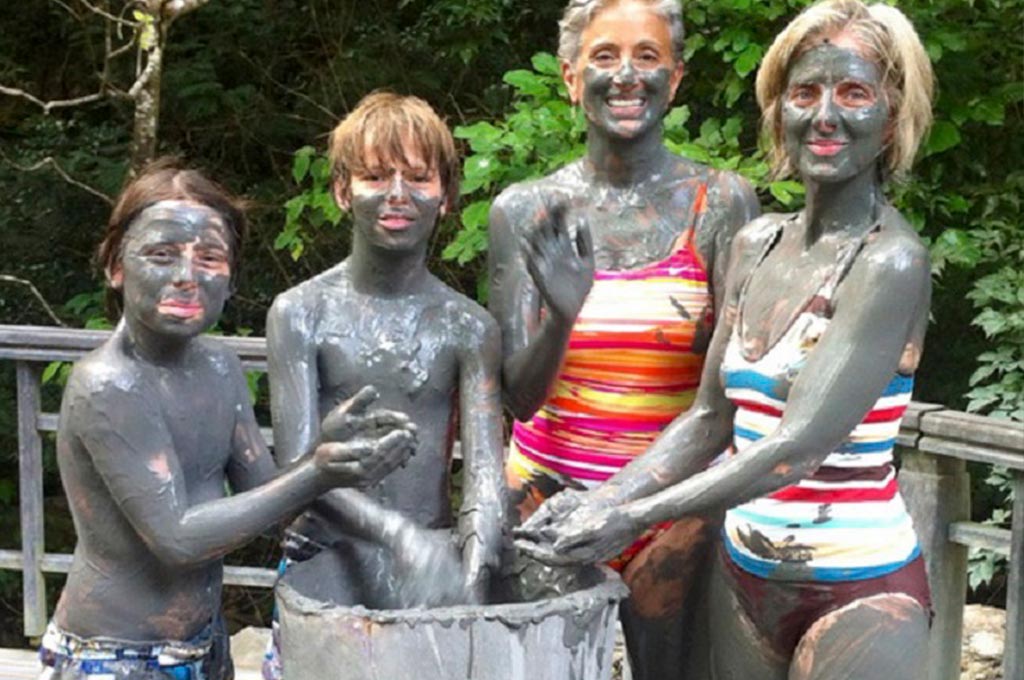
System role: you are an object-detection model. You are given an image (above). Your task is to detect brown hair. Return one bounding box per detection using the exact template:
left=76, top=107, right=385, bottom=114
left=328, top=91, right=460, bottom=211
left=756, top=0, right=934, bottom=178
left=98, top=157, right=249, bottom=288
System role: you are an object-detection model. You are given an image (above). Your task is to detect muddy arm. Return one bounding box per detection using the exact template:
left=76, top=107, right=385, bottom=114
left=621, top=237, right=931, bottom=526
left=267, top=292, right=320, bottom=467
left=70, top=389, right=341, bottom=568
left=699, top=171, right=761, bottom=314
left=487, top=191, right=592, bottom=421
left=227, top=355, right=282, bottom=492
left=457, top=314, right=507, bottom=598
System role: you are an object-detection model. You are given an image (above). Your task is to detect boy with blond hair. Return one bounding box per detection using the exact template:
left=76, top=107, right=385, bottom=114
left=265, top=92, right=505, bottom=651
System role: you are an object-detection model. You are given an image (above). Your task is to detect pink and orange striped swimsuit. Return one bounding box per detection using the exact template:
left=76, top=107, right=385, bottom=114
left=507, top=184, right=712, bottom=569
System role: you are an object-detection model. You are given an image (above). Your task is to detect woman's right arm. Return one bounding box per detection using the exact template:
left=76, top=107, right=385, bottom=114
left=487, top=189, right=594, bottom=420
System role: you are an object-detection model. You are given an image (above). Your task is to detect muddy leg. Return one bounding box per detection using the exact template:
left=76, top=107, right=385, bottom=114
left=708, top=551, right=788, bottom=680
left=788, top=593, right=929, bottom=680
left=620, top=516, right=717, bottom=680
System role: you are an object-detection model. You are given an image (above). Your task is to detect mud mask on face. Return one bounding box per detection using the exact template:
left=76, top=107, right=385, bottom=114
left=781, top=45, right=889, bottom=184
left=119, top=201, right=232, bottom=339
left=581, top=64, right=674, bottom=139
left=350, top=179, right=443, bottom=252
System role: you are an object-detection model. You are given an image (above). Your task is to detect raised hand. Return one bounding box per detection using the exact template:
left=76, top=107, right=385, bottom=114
left=521, top=199, right=595, bottom=323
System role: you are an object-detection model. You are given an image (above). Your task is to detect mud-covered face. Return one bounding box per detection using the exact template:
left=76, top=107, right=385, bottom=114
left=113, top=201, right=232, bottom=340
left=341, top=143, right=445, bottom=252
left=563, top=1, right=683, bottom=139
left=782, top=43, right=889, bottom=184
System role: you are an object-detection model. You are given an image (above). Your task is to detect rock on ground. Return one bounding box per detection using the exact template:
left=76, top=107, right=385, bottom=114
left=961, top=604, right=1006, bottom=680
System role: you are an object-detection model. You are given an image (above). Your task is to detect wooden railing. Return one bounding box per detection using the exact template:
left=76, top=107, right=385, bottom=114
left=2, top=324, right=1022, bottom=680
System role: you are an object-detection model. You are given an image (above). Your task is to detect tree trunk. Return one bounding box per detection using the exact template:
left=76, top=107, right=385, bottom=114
left=129, top=41, right=162, bottom=174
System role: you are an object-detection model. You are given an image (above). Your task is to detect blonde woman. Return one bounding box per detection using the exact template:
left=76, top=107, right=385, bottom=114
left=518, top=1, right=936, bottom=676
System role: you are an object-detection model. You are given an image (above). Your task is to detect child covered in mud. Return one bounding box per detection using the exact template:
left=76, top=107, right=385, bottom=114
left=41, top=161, right=416, bottom=680
left=263, top=92, right=506, bottom=674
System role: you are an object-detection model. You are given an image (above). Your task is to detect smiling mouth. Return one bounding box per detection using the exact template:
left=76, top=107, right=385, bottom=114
left=606, top=96, right=646, bottom=119
left=378, top=213, right=416, bottom=231
left=158, top=299, right=204, bottom=319
left=807, top=139, right=847, bottom=156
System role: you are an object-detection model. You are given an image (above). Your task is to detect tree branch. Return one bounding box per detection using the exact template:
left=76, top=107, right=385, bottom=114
left=238, top=52, right=337, bottom=121
left=0, top=276, right=69, bottom=327
left=0, top=152, right=114, bottom=205
left=77, top=0, right=140, bottom=27
left=127, top=48, right=161, bottom=99
left=0, top=85, right=106, bottom=114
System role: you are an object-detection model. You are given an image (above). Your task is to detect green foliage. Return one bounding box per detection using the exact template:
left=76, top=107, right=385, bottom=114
left=446, top=53, right=586, bottom=267
left=275, top=146, right=343, bottom=261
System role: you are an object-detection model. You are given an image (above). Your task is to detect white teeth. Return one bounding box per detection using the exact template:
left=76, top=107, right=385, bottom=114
left=608, top=98, right=643, bottom=107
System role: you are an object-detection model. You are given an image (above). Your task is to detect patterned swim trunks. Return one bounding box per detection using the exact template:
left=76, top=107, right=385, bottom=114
left=38, top=616, right=233, bottom=680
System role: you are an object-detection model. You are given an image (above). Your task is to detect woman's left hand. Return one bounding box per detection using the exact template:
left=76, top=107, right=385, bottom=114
left=516, top=504, right=640, bottom=566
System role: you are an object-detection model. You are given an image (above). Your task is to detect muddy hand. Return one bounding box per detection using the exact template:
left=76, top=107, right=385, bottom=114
left=313, top=428, right=416, bottom=489
left=514, top=533, right=574, bottom=566
left=320, top=385, right=417, bottom=443
left=550, top=505, right=640, bottom=564
left=521, top=199, right=595, bottom=323
left=514, top=488, right=590, bottom=545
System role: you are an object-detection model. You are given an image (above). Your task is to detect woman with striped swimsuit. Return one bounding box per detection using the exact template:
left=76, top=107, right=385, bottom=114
left=517, top=1, right=937, bottom=677
left=487, top=2, right=759, bottom=677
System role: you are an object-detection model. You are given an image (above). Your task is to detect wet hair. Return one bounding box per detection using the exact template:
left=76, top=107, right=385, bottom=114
left=98, top=157, right=248, bottom=294
left=756, top=0, right=935, bottom=178
left=328, top=91, right=460, bottom=212
left=557, top=0, right=685, bottom=64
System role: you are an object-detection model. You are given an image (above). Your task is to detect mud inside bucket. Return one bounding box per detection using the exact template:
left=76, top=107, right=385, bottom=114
left=276, top=548, right=629, bottom=680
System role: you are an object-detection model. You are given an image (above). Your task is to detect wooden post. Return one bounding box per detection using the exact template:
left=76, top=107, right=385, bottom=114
left=898, top=448, right=970, bottom=680
left=16, top=362, right=46, bottom=637
left=1004, top=469, right=1024, bottom=680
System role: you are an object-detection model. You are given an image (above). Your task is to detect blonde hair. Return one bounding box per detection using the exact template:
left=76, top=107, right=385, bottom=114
left=558, top=0, right=684, bottom=64
left=329, top=91, right=460, bottom=210
left=756, top=0, right=934, bottom=178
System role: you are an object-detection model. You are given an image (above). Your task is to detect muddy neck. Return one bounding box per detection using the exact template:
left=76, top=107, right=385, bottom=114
left=801, top=169, right=885, bottom=247
left=584, top=120, right=671, bottom=187
left=118, top=317, right=191, bottom=366
left=349, top=235, right=431, bottom=296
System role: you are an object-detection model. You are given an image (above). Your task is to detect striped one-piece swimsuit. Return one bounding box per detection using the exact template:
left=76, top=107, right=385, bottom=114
left=720, top=218, right=921, bottom=582
left=507, top=184, right=712, bottom=569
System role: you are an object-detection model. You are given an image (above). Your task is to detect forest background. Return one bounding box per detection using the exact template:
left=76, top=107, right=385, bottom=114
left=0, top=0, right=1020, bottom=643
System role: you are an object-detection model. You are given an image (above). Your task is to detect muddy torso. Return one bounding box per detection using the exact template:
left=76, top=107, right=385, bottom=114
left=55, top=340, right=239, bottom=641
left=719, top=213, right=923, bottom=581
left=734, top=217, right=855, bottom=361
left=292, top=265, right=491, bottom=532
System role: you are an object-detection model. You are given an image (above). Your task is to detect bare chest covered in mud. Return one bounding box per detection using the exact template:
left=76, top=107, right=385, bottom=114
left=151, top=367, right=236, bottom=488
left=315, top=305, right=460, bottom=403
